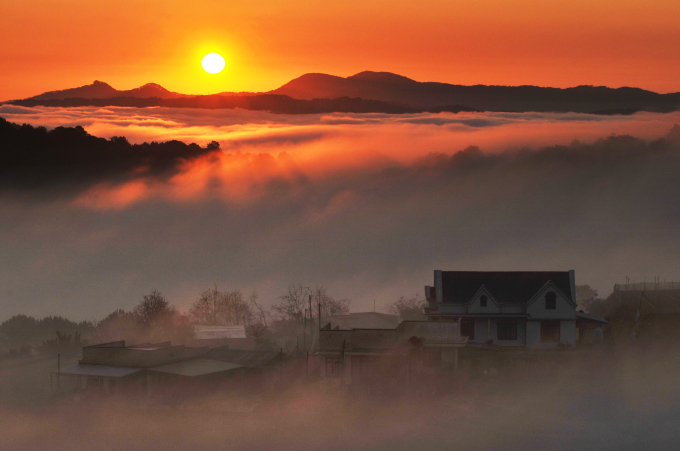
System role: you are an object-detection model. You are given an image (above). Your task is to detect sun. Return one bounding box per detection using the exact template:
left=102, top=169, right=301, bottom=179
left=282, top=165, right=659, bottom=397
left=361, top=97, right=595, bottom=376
left=202, top=53, right=225, bottom=74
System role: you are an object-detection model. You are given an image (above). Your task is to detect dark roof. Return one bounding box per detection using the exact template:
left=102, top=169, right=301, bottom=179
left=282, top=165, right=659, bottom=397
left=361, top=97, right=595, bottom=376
left=206, top=349, right=281, bottom=369
left=58, top=364, right=142, bottom=378
left=576, top=311, right=608, bottom=324
left=148, top=358, right=242, bottom=377
left=441, top=271, right=572, bottom=304
left=86, top=341, right=126, bottom=348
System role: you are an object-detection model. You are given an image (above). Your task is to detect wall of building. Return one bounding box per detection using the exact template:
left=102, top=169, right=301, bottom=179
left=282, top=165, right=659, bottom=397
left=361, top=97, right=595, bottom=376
left=500, top=304, right=525, bottom=314
left=526, top=284, right=576, bottom=319
left=318, top=330, right=352, bottom=351
left=399, top=321, right=462, bottom=344
left=494, top=320, right=526, bottom=346
left=526, top=320, right=576, bottom=348
left=473, top=318, right=491, bottom=343
left=468, top=290, right=500, bottom=314
left=526, top=321, right=542, bottom=348
left=560, top=320, right=576, bottom=346
left=81, top=346, right=206, bottom=367
left=437, top=304, right=468, bottom=314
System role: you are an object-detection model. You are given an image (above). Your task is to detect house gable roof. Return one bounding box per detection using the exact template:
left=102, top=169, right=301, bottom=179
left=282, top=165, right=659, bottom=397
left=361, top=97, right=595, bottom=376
left=467, top=285, right=500, bottom=306
left=441, top=271, right=573, bottom=305
left=526, top=280, right=576, bottom=308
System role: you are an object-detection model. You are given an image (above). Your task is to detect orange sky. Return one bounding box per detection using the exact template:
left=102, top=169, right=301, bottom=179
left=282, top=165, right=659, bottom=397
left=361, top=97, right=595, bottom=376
left=1, top=0, right=679, bottom=100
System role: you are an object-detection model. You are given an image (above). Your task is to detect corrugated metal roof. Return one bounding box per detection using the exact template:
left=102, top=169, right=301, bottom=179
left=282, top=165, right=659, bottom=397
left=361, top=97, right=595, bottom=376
left=576, top=311, right=608, bottom=324
left=194, top=325, right=247, bottom=339
left=206, top=349, right=281, bottom=368
left=59, top=364, right=142, bottom=378
left=149, top=358, right=242, bottom=377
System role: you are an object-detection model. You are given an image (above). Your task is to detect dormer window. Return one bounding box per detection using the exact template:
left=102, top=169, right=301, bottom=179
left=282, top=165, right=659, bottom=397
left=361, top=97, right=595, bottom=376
left=480, top=295, right=487, bottom=307
left=545, top=292, right=556, bottom=310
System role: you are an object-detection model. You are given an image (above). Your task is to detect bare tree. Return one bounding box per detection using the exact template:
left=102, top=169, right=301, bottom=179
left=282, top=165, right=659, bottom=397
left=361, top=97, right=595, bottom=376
left=245, top=292, right=269, bottom=343
left=272, top=284, right=310, bottom=323
left=190, top=285, right=226, bottom=325
left=248, top=292, right=269, bottom=327
left=224, top=290, right=252, bottom=325
left=312, top=287, right=350, bottom=319
left=190, top=286, right=256, bottom=326
left=387, top=294, right=426, bottom=320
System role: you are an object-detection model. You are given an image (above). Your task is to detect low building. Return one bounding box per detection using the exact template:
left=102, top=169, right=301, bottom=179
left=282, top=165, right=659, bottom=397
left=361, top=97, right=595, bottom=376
left=324, top=312, right=400, bottom=330
left=187, top=325, right=256, bottom=350
left=603, top=282, right=680, bottom=318
left=318, top=320, right=467, bottom=385
left=53, top=341, right=244, bottom=396
left=206, top=348, right=285, bottom=387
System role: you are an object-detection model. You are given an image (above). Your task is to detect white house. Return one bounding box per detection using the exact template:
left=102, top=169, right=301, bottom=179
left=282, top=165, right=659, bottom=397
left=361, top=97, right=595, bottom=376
left=425, top=270, right=583, bottom=348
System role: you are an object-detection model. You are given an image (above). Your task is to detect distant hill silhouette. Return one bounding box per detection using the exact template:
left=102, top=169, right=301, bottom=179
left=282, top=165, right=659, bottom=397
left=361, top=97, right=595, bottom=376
left=28, top=80, right=188, bottom=101
left=9, top=71, right=680, bottom=114
left=271, top=71, right=680, bottom=113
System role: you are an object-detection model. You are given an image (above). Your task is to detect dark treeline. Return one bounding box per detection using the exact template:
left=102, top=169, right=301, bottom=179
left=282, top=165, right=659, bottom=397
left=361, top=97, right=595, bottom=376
left=0, top=117, right=218, bottom=189
left=10, top=94, right=477, bottom=115
left=0, top=315, right=92, bottom=356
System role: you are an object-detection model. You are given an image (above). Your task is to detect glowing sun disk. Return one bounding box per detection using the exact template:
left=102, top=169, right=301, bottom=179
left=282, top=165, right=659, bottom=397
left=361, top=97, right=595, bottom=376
left=202, top=53, right=225, bottom=74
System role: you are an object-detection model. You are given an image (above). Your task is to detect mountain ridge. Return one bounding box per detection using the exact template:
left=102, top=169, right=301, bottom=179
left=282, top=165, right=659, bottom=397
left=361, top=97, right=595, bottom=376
left=28, top=80, right=189, bottom=101
left=11, top=71, right=680, bottom=114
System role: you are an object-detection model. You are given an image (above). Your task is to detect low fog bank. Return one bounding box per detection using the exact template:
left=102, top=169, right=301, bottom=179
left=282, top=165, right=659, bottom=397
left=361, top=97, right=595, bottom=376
left=1, top=347, right=679, bottom=450
left=2, top=137, right=680, bottom=319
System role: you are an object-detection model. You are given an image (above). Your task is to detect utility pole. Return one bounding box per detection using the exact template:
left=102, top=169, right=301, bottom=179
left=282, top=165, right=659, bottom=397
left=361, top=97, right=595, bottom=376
left=341, top=339, right=346, bottom=383
left=280, top=348, right=283, bottom=382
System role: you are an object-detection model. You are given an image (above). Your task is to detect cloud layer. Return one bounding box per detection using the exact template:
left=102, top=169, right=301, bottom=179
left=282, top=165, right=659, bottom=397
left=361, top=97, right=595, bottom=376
left=1, top=107, right=679, bottom=320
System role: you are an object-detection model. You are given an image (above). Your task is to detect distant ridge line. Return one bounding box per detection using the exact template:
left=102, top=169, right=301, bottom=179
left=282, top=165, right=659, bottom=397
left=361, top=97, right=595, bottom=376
left=9, top=71, right=680, bottom=115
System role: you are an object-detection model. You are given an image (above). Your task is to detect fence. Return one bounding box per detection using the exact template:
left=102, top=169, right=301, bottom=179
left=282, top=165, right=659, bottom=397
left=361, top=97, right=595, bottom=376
left=614, top=282, right=680, bottom=292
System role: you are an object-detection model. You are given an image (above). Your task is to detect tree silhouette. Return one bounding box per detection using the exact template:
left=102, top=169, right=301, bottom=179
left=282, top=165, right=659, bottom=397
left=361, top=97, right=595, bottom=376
left=132, top=290, right=175, bottom=326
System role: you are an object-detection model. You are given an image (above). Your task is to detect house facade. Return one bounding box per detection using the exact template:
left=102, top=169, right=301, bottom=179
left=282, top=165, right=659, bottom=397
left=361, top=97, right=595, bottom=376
left=425, top=270, right=578, bottom=348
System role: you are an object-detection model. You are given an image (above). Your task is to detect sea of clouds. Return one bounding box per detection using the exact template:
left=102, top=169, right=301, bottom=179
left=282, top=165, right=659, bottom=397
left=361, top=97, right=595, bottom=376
left=1, top=106, right=679, bottom=320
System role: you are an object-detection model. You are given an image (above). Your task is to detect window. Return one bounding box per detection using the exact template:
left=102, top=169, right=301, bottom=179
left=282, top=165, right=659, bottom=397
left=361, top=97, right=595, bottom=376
left=480, top=295, right=488, bottom=307
left=545, top=291, right=557, bottom=310
left=541, top=320, right=561, bottom=342
left=461, top=318, right=475, bottom=340
left=497, top=320, right=518, bottom=340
